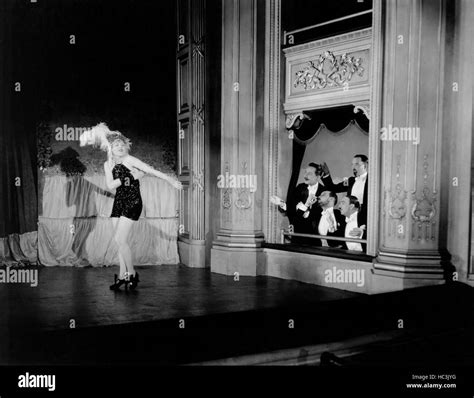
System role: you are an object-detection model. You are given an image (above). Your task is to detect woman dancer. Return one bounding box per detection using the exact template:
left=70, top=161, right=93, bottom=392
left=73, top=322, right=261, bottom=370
left=101, top=130, right=182, bottom=290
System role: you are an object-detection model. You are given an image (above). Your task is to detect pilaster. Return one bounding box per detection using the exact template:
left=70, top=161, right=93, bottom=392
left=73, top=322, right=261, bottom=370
left=210, top=0, right=265, bottom=276
left=375, top=0, right=447, bottom=280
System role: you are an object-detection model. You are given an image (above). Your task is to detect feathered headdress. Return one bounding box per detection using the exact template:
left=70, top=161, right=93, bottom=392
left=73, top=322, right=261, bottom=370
left=79, top=122, right=132, bottom=153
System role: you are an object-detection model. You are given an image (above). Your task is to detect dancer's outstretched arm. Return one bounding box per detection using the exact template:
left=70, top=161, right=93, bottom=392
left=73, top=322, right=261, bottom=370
left=126, top=155, right=182, bottom=189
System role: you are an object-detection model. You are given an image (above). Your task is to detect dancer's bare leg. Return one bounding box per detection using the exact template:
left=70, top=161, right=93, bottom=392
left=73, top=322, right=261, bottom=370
left=111, top=217, right=126, bottom=277
left=113, top=216, right=135, bottom=278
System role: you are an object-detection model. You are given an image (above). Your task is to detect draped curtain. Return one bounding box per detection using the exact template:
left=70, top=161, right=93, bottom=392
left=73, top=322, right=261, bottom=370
left=0, top=1, right=39, bottom=266
left=286, top=105, right=369, bottom=204
left=39, top=175, right=179, bottom=266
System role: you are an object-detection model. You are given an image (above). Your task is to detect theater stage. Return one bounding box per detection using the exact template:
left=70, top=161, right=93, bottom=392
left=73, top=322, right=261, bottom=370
left=1, top=265, right=474, bottom=366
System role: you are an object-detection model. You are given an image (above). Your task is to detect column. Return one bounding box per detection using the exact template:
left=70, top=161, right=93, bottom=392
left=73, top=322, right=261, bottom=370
left=210, top=0, right=265, bottom=276
left=374, top=0, right=448, bottom=280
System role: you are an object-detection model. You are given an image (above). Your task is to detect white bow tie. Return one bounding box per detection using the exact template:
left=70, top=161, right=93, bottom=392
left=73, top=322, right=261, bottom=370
left=346, top=213, right=358, bottom=223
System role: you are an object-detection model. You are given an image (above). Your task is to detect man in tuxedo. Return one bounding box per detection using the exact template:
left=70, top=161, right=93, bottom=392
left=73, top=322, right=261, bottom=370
left=323, top=154, right=368, bottom=226
left=271, top=162, right=331, bottom=245
left=338, top=195, right=366, bottom=252
left=313, top=190, right=346, bottom=248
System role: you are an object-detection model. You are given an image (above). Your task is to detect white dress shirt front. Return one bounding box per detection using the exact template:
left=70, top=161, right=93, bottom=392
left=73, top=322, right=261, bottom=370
left=351, top=172, right=367, bottom=205
left=318, top=206, right=337, bottom=247
left=307, top=183, right=318, bottom=197
left=344, top=211, right=363, bottom=252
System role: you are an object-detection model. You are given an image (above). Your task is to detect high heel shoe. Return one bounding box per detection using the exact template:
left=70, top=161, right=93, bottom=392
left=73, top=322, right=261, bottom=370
left=128, top=272, right=139, bottom=290
left=109, top=274, right=128, bottom=291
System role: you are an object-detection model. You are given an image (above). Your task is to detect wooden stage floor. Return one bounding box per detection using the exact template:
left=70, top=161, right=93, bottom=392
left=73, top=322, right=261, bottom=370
left=0, top=264, right=360, bottom=332
left=1, top=264, right=474, bottom=366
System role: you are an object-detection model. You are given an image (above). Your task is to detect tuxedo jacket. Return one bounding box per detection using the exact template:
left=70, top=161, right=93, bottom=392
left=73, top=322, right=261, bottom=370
left=326, top=175, right=368, bottom=225
left=312, top=207, right=346, bottom=248
left=278, top=179, right=331, bottom=243
left=343, top=211, right=367, bottom=252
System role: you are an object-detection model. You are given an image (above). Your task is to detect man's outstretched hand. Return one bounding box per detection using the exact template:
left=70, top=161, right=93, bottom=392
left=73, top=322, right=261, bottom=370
left=321, top=162, right=330, bottom=177
left=270, top=195, right=285, bottom=208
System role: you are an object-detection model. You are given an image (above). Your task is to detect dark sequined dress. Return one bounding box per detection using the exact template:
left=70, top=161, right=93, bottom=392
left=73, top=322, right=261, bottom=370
left=110, top=163, right=143, bottom=221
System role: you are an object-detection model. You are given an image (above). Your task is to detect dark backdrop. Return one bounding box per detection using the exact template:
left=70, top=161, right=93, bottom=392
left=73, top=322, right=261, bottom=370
left=282, top=0, right=372, bottom=45
left=0, top=0, right=177, bottom=237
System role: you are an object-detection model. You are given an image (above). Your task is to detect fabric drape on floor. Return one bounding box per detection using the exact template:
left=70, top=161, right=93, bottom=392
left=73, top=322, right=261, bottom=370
left=39, top=174, right=179, bottom=266
left=0, top=232, right=38, bottom=266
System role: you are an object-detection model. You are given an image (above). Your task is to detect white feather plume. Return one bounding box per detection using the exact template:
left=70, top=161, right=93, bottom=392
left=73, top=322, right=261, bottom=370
left=79, top=122, right=117, bottom=153
left=79, top=122, right=112, bottom=152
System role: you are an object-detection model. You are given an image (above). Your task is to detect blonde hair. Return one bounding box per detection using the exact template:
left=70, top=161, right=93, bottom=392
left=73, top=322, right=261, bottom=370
left=110, top=137, right=131, bottom=152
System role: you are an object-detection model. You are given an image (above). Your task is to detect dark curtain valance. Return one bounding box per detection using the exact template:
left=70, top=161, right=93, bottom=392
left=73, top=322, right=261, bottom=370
left=292, top=105, right=369, bottom=141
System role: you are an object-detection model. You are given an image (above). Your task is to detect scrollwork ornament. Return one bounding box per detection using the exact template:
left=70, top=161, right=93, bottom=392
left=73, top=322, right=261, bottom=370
left=192, top=36, right=205, bottom=58
left=411, top=187, right=436, bottom=223
left=388, top=184, right=407, bottom=220
left=235, top=189, right=252, bottom=210
left=353, top=103, right=370, bottom=120
left=294, top=51, right=365, bottom=90
left=192, top=104, right=205, bottom=125
left=222, top=189, right=232, bottom=209
left=285, top=112, right=311, bottom=130
left=192, top=169, right=204, bottom=192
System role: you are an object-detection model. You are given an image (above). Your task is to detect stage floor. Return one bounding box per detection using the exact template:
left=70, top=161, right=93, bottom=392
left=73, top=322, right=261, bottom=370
left=2, top=265, right=474, bottom=366
left=0, top=264, right=360, bottom=332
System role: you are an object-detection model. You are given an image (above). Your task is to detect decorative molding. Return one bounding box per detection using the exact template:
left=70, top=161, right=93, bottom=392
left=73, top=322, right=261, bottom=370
left=284, top=27, right=371, bottom=113
left=265, top=0, right=282, bottom=244
left=353, top=102, right=371, bottom=120
left=293, top=51, right=365, bottom=91
left=192, top=35, right=205, bottom=58
left=367, top=0, right=383, bottom=256
left=189, top=0, right=205, bottom=242
left=235, top=190, right=252, bottom=209
left=192, top=104, right=205, bottom=125
left=411, top=155, right=437, bottom=242
left=411, top=188, right=436, bottom=223
left=387, top=156, right=407, bottom=240
left=285, top=112, right=311, bottom=130
left=235, top=162, right=252, bottom=210
left=222, top=161, right=232, bottom=210
left=388, top=157, right=407, bottom=221
left=283, top=28, right=372, bottom=56
left=389, top=188, right=407, bottom=220
left=222, top=189, right=232, bottom=209
left=192, top=168, right=204, bottom=192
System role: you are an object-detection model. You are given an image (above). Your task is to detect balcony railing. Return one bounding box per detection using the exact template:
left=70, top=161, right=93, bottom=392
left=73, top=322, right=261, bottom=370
left=280, top=230, right=367, bottom=245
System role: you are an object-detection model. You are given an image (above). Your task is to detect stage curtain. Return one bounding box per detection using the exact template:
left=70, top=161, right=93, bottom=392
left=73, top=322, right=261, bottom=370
left=286, top=106, right=369, bottom=204
left=0, top=1, right=39, bottom=266
left=38, top=174, right=179, bottom=266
